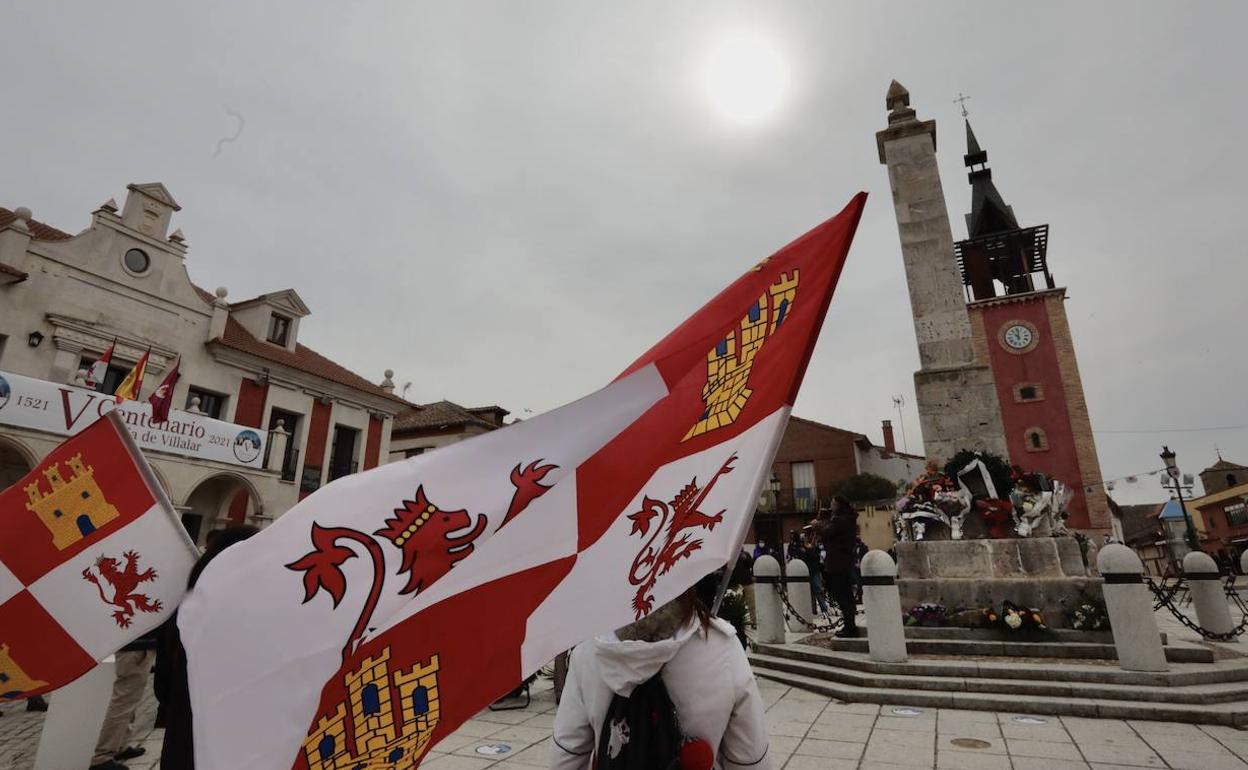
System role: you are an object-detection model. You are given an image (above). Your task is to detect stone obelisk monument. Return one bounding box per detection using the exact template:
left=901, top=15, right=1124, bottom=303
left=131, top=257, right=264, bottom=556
left=875, top=81, right=1006, bottom=462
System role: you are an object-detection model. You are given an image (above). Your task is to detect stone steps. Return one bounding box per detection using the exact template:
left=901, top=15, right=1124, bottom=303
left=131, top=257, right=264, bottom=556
left=803, top=635, right=1213, bottom=663
left=757, top=643, right=1248, bottom=687
left=750, top=644, right=1248, bottom=725
left=898, top=626, right=1159, bottom=645
left=749, top=651, right=1248, bottom=705
left=751, top=664, right=1248, bottom=726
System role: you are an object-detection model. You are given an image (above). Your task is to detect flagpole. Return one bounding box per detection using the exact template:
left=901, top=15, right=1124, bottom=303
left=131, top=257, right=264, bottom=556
left=105, top=410, right=200, bottom=559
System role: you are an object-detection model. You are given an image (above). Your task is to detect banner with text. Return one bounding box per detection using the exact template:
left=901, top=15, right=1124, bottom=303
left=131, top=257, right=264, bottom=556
left=0, top=371, right=266, bottom=469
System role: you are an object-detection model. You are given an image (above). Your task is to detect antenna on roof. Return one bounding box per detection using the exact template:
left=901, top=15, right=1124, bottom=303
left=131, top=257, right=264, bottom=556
left=891, top=394, right=909, bottom=455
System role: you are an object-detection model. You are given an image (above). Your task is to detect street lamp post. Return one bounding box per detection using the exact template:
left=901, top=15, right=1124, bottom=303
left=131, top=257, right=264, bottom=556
left=1160, top=445, right=1199, bottom=556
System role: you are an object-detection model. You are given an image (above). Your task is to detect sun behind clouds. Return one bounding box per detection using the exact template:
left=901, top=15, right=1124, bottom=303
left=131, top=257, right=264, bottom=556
left=702, top=30, right=790, bottom=123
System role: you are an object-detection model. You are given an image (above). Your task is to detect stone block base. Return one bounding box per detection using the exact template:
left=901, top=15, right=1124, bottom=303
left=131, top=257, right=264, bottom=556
left=896, top=537, right=1086, bottom=579
left=895, top=537, right=1097, bottom=628
left=914, top=363, right=1007, bottom=462
left=898, top=576, right=1103, bottom=628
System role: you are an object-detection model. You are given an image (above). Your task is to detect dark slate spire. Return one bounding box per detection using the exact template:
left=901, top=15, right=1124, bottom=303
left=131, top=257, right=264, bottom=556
left=964, top=120, right=986, bottom=165
left=963, top=120, right=1019, bottom=237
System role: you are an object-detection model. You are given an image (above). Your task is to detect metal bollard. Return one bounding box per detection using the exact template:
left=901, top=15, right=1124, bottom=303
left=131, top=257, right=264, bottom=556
left=784, top=558, right=815, bottom=632
left=1184, top=551, right=1235, bottom=637
left=753, top=555, right=786, bottom=644
left=1098, top=544, right=1168, bottom=672
left=861, top=550, right=907, bottom=663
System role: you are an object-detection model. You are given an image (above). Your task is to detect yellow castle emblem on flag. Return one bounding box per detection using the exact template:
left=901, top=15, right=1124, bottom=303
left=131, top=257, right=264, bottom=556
left=0, top=644, right=48, bottom=700
left=304, top=649, right=441, bottom=770
left=25, top=453, right=120, bottom=551
left=683, top=271, right=799, bottom=441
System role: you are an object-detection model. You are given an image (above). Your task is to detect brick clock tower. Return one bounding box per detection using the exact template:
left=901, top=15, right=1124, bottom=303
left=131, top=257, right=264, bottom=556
left=954, top=120, right=1110, bottom=532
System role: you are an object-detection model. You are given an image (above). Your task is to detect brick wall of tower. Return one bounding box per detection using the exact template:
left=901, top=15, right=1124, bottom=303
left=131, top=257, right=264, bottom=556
left=1043, top=292, right=1110, bottom=531
left=968, top=289, right=1109, bottom=531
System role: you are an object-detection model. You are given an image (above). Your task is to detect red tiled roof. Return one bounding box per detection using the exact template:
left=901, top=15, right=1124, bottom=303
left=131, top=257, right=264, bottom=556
left=789, top=415, right=867, bottom=440
left=1203, top=459, right=1248, bottom=474
left=0, top=207, right=75, bottom=241
left=214, top=316, right=409, bottom=405
left=393, top=400, right=501, bottom=433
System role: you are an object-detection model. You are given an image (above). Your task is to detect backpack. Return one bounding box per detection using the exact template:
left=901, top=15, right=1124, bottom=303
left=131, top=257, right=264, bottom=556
left=595, top=672, right=693, bottom=770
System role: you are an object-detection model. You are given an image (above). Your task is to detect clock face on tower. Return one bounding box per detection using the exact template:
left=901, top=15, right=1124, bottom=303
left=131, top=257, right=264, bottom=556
left=999, top=321, right=1039, bottom=354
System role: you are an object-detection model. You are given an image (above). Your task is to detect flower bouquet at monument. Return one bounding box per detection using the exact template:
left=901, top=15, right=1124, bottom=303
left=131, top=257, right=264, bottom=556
left=894, top=461, right=967, bottom=540
left=982, top=601, right=1047, bottom=633
left=1067, top=596, right=1110, bottom=631
left=904, top=602, right=951, bottom=627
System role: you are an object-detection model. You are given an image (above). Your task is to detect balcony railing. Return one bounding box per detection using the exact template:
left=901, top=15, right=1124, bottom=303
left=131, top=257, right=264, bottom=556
left=328, top=461, right=359, bottom=482
left=756, top=487, right=841, bottom=515
left=280, top=448, right=300, bottom=483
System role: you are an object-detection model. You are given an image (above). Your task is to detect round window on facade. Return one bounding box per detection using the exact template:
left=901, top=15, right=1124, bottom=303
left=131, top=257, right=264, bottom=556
left=123, top=248, right=150, bottom=274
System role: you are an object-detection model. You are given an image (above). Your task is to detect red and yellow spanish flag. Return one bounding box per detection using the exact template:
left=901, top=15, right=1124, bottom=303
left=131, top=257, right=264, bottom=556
left=113, top=349, right=150, bottom=402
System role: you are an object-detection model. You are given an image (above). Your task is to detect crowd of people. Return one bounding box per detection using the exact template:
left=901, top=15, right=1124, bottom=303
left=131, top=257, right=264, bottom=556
left=751, top=496, right=868, bottom=639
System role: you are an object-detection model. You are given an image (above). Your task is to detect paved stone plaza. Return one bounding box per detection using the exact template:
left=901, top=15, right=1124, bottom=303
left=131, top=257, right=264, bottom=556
left=1, top=606, right=1244, bottom=770
left=4, top=654, right=1248, bottom=769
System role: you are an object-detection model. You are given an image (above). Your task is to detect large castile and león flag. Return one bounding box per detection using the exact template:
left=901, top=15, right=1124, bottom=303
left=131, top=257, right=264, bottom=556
left=179, top=193, right=867, bottom=769
left=0, top=412, right=198, bottom=703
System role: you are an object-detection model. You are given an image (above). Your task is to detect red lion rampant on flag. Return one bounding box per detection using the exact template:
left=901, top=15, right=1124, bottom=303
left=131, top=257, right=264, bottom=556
left=286, top=461, right=558, bottom=663
left=81, top=551, right=162, bottom=628
left=627, top=453, right=737, bottom=618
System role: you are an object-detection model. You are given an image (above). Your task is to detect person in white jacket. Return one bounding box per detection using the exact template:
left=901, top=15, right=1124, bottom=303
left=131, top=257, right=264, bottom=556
left=550, top=590, right=772, bottom=770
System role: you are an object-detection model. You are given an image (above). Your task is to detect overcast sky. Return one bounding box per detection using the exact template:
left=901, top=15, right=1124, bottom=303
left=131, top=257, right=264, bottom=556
left=4, top=2, right=1244, bottom=504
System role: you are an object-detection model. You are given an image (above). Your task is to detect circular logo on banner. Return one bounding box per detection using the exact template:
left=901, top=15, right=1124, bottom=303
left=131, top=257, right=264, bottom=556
left=233, top=429, right=263, bottom=463
left=0, top=375, right=9, bottom=411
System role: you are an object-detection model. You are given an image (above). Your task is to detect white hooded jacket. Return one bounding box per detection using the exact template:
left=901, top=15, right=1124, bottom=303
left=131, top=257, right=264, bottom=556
left=550, top=617, right=772, bottom=770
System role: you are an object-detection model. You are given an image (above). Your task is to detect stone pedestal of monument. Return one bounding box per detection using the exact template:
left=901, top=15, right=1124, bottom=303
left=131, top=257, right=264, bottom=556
left=895, top=537, right=1098, bottom=628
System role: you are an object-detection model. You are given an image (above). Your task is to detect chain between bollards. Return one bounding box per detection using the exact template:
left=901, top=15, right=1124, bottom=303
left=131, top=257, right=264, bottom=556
left=1142, top=575, right=1248, bottom=641
left=769, top=580, right=843, bottom=633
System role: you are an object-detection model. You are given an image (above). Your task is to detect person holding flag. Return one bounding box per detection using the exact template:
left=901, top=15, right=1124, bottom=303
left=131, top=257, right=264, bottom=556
left=113, top=347, right=150, bottom=402
left=84, top=339, right=116, bottom=392
left=179, top=193, right=867, bottom=769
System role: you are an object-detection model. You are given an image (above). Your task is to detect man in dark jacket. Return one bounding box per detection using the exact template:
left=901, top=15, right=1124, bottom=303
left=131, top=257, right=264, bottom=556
left=155, top=525, right=259, bottom=770
left=815, top=497, right=860, bottom=638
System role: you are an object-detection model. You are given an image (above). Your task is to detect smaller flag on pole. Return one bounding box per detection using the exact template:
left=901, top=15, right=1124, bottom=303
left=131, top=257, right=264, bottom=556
left=113, top=348, right=150, bottom=402
left=84, top=340, right=116, bottom=391
left=148, top=358, right=181, bottom=424
left=0, top=411, right=198, bottom=704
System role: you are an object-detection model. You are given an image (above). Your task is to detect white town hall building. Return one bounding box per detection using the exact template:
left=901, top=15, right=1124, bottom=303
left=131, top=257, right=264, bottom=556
left=0, top=182, right=410, bottom=543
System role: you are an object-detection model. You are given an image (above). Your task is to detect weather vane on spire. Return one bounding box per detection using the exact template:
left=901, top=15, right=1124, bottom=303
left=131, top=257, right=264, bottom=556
left=953, top=92, right=971, bottom=118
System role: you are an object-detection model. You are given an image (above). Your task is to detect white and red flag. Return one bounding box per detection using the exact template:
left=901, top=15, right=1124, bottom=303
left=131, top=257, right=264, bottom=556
left=84, top=340, right=115, bottom=391
left=0, top=411, right=197, bottom=703
left=179, top=194, right=867, bottom=769
left=148, top=357, right=181, bottom=424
